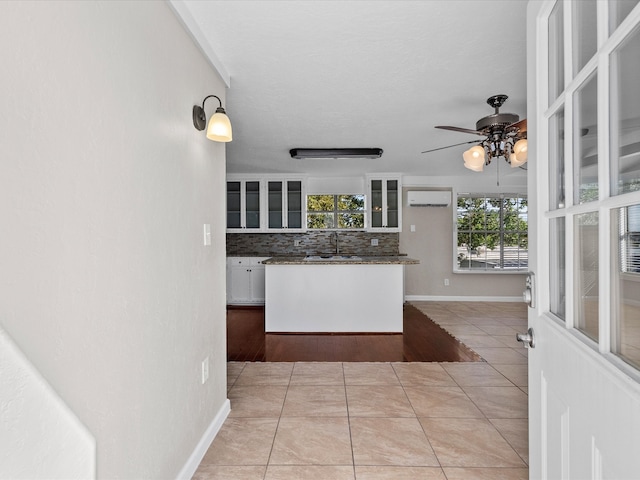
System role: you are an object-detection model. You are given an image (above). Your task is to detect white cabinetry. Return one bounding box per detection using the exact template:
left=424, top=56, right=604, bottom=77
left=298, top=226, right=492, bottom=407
left=226, top=257, right=268, bottom=304
left=266, top=179, right=305, bottom=231
left=226, top=179, right=262, bottom=231
left=227, top=176, right=306, bottom=232
left=367, top=175, right=402, bottom=232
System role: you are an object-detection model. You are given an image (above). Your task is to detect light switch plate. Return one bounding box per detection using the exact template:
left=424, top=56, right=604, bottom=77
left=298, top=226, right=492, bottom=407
left=203, top=224, right=211, bottom=246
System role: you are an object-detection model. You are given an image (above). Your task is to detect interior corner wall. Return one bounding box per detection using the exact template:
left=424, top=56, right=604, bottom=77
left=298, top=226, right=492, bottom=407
left=400, top=188, right=526, bottom=300
left=0, top=1, right=228, bottom=478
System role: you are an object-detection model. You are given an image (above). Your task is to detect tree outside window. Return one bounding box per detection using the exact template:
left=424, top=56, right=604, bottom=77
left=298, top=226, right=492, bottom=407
left=456, top=194, right=528, bottom=271
left=307, top=194, right=365, bottom=229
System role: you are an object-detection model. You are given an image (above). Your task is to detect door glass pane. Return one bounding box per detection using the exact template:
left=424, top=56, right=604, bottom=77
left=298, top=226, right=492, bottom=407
left=371, top=180, right=383, bottom=228
left=612, top=204, right=640, bottom=370
left=575, top=212, right=599, bottom=342
left=609, top=0, right=639, bottom=33
left=550, top=217, right=566, bottom=320
left=386, top=180, right=398, bottom=228
left=287, top=181, right=302, bottom=229
left=549, top=0, right=565, bottom=104
left=549, top=107, right=566, bottom=210
left=573, top=0, right=598, bottom=74
left=574, top=74, right=599, bottom=204
left=227, top=181, right=241, bottom=228
left=610, top=25, right=640, bottom=195
left=268, top=181, right=283, bottom=229
left=245, top=181, right=261, bottom=229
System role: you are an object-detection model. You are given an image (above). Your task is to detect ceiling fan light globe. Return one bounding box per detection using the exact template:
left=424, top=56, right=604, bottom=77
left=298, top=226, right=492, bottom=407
left=464, top=162, right=483, bottom=172
left=463, top=145, right=485, bottom=168
left=511, top=139, right=528, bottom=166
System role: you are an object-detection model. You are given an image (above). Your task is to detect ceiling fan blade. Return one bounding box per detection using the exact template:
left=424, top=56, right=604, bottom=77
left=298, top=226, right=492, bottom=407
left=508, top=118, right=527, bottom=133
left=435, top=125, right=485, bottom=136
left=421, top=139, right=481, bottom=154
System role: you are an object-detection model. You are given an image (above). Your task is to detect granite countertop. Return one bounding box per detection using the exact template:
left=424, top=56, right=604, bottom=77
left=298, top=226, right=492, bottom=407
left=262, top=255, right=419, bottom=265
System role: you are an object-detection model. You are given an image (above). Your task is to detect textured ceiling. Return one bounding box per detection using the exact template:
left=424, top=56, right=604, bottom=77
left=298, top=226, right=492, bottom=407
left=178, top=0, right=529, bottom=179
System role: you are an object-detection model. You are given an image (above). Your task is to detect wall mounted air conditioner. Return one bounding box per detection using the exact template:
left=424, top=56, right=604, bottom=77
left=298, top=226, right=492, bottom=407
left=407, top=190, right=451, bottom=207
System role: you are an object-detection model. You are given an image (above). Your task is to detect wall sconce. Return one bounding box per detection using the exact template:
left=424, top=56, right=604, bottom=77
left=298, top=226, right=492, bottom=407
left=192, top=94, right=233, bottom=142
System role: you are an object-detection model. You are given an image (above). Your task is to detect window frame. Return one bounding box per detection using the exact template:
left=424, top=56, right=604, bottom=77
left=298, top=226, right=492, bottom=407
left=306, top=193, right=366, bottom=230
left=454, top=193, right=529, bottom=274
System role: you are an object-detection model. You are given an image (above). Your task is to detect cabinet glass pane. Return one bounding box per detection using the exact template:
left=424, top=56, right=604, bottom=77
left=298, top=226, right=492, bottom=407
left=549, top=0, right=565, bottom=105
left=574, top=74, right=598, bottom=204
left=611, top=204, right=640, bottom=370
left=573, top=0, right=598, bottom=74
left=287, top=181, right=302, bottom=229
left=550, top=217, right=566, bottom=320
left=549, top=107, right=566, bottom=210
left=245, top=181, right=261, bottom=229
left=371, top=180, right=383, bottom=228
left=610, top=0, right=639, bottom=33
left=575, top=212, right=599, bottom=342
left=610, top=25, right=640, bottom=195
left=227, top=181, right=241, bottom=228
left=386, top=180, right=398, bottom=228
left=268, top=181, right=283, bottom=229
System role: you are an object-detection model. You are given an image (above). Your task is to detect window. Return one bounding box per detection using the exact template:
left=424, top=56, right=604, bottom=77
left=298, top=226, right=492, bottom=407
left=620, top=204, right=640, bottom=274
left=456, top=194, right=528, bottom=271
left=307, top=194, right=365, bottom=229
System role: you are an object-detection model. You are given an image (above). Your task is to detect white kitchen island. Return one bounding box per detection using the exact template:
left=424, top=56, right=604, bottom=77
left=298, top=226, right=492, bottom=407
left=263, top=256, right=418, bottom=333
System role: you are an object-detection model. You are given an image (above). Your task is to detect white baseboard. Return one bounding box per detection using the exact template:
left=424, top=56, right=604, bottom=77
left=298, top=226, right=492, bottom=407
left=405, top=295, right=524, bottom=303
left=176, top=398, right=231, bottom=480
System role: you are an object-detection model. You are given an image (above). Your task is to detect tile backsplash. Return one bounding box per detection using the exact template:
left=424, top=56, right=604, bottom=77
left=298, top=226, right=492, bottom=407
left=227, top=231, right=399, bottom=256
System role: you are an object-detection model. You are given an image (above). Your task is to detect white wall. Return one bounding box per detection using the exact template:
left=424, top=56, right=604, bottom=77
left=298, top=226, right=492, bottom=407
left=400, top=187, right=526, bottom=301
left=0, top=327, right=95, bottom=479
left=0, top=1, right=228, bottom=478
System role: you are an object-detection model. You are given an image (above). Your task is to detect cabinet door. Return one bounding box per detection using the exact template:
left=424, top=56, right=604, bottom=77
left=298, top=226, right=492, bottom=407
left=244, top=181, right=261, bottom=229
left=229, top=259, right=252, bottom=303
left=286, top=180, right=303, bottom=229
left=370, top=179, right=384, bottom=228
left=267, top=179, right=304, bottom=231
left=268, top=181, right=284, bottom=229
left=227, top=181, right=242, bottom=229
left=386, top=179, right=399, bottom=228
left=250, top=263, right=266, bottom=303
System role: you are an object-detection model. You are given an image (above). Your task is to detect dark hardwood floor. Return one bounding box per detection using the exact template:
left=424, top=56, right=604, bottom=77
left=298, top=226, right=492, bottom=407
left=227, top=304, right=482, bottom=362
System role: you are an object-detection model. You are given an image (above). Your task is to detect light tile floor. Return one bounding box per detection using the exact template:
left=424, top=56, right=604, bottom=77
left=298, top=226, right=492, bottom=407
left=194, top=301, right=529, bottom=480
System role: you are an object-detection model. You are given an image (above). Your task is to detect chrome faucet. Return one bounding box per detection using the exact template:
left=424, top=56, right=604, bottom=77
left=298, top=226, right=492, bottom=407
left=333, top=231, right=340, bottom=255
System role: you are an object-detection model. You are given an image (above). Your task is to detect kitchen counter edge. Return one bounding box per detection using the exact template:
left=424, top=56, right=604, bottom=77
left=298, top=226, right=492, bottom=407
left=262, top=256, right=419, bottom=265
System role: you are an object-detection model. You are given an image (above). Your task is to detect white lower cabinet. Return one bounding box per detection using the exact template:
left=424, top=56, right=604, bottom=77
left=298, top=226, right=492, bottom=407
left=226, top=257, right=268, bottom=305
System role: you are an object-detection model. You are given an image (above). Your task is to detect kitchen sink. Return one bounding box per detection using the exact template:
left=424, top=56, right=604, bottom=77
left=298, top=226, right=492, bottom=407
left=304, top=255, right=362, bottom=261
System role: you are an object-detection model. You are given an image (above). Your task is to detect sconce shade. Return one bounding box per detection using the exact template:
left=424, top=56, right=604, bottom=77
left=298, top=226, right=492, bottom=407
left=193, top=94, right=232, bottom=142
left=207, top=109, right=233, bottom=142
left=463, top=145, right=485, bottom=169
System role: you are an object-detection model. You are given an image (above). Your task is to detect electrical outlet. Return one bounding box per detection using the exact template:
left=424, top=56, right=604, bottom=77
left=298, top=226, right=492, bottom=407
left=444, top=278, right=450, bottom=286
left=371, top=238, right=378, bottom=246
left=201, top=356, right=209, bottom=384
left=294, top=239, right=301, bottom=247
left=410, top=224, right=416, bottom=232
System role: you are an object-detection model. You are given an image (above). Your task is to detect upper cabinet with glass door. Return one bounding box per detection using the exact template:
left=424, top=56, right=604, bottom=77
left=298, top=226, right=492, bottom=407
left=227, top=178, right=263, bottom=231
left=367, top=175, right=402, bottom=232
left=267, top=179, right=305, bottom=232
left=227, top=176, right=306, bottom=232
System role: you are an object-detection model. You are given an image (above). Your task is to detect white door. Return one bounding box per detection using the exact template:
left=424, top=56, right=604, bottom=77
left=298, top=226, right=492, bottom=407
left=526, top=1, right=640, bottom=478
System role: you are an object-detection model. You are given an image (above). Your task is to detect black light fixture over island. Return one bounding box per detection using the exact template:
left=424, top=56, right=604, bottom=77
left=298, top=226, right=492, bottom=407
left=289, top=148, right=383, bottom=159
